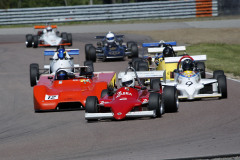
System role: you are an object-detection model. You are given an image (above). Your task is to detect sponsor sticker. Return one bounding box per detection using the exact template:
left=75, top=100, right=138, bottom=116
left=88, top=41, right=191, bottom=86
left=45, top=95, right=58, bottom=100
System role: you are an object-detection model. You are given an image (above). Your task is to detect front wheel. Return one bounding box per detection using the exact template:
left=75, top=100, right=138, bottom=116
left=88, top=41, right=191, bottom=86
left=163, top=86, right=179, bottom=113
left=213, top=70, right=224, bottom=79
left=33, top=35, right=38, bottom=48
left=148, top=92, right=163, bottom=117
left=217, top=75, right=227, bottom=99
left=85, top=96, right=99, bottom=122
left=84, top=60, right=94, bottom=72
left=30, top=63, right=39, bottom=87
left=26, top=34, right=33, bottom=47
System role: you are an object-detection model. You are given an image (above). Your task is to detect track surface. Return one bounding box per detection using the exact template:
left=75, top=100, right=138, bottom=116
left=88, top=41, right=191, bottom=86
left=0, top=20, right=240, bottom=160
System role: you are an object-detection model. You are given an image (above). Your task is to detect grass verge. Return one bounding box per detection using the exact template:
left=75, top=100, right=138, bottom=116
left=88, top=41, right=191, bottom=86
left=188, top=43, right=240, bottom=77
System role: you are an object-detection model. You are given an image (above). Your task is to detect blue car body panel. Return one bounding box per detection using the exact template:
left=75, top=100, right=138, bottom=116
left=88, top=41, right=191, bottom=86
left=142, top=41, right=177, bottom=47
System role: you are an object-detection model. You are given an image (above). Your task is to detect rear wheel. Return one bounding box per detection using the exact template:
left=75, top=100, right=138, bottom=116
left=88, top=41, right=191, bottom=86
left=30, top=63, right=39, bottom=87
left=150, top=78, right=160, bottom=91
left=33, top=35, right=38, bottom=48
left=85, top=96, right=99, bottom=122
left=196, top=62, right=205, bottom=78
left=26, top=34, right=33, bottom=47
left=213, top=70, right=224, bottom=79
left=131, top=43, right=138, bottom=58
left=61, top=32, right=68, bottom=43
left=84, top=60, right=94, bottom=72
left=138, top=61, right=148, bottom=86
left=148, top=93, right=163, bottom=117
left=85, top=44, right=93, bottom=61
left=67, top=33, right=72, bottom=46
left=163, top=86, right=179, bottom=113
left=217, top=75, right=227, bottom=99
left=89, top=46, right=96, bottom=62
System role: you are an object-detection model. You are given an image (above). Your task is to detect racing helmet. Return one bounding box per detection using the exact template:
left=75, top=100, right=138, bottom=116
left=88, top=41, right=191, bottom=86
left=121, top=74, right=135, bottom=87
left=182, top=59, right=194, bottom=71
left=46, top=26, right=52, bottom=32
left=163, top=46, right=174, bottom=57
left=106, top=31, right=115, bottom=43
left=57, top=48, right=66, bottom=59
left=56, top=70, right=68, bottom=80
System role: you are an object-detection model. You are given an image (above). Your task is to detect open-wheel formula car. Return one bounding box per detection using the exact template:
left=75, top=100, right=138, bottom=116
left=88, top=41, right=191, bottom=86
left=33, top=66, right=116, bottom=112
left=26, top=24, right=72, bottom=48
left=30, top=47, right=81, bottom=87
left=162, top=55, right=227, bottom=100
left=85, top=62, right=179, bottom=122
left=140, top=41, right=206, bottom=80
left=85, top=31, right=138, bottom=62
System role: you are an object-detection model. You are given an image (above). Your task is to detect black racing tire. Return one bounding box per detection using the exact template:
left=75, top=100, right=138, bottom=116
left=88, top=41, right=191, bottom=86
left=196, top=62, right=206, bottom=78
left=127, top=41, right=135, bottom=49
left=30, top=63, right=39, bottom=87
left=89, top=46, right=96, bottom=62
left=138, top=61, right=148, bottom=86
left=131, top=43, right=138, bottom=58
left=85, top=44, right=93, bottom=61
left=85, top=96, right=99, bottom=122
left=84, top=60, right=94, bottom=72
left=132, top=57, right=143, bottom=71
left=148, top=92, right=163, bottom=117
left=217, top=75, right=227, bottom=99
left=26, top=34, right=33, bottom=47
left=163, top=86, right=179, bottom=113
left=213, top=70, right=224, bottom=79
left=33, top=35, right=38, bottom=48
left=61, top=32, right=68, bottom=42
left=101, top=89, right=108, bottom=98
left=67, top=33, right=72, bottom=46
left=85, top=96, right=98, bottom=113
left=150, top=78, right=160, bottom=91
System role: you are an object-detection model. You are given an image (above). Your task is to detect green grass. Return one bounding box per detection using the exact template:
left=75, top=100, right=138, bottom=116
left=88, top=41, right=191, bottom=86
left=188, top=43, right=240, bottom=76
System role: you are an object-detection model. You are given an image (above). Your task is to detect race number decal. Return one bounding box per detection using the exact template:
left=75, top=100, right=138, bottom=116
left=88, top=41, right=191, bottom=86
left=45, top=95, right=59, bottom=100
left=186, top=81, right=193, bottom=87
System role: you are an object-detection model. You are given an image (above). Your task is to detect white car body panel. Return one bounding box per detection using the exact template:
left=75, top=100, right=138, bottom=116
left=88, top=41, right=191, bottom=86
left=40, top=31, right=62, bottom=46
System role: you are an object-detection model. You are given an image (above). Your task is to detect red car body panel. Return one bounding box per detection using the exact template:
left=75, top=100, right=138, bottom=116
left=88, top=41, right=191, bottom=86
left=33, top=72, right=116, bottom=111
left=99, top=87, right=158, bottom=120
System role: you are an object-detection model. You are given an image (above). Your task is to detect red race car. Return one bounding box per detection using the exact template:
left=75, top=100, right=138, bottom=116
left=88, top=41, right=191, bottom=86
left=85, top=63, right=179, bottom=121
left=33, top=66, right=116, bottom=112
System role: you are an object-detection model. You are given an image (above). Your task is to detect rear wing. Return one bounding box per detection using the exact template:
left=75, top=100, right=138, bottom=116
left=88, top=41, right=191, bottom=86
left=118, top=70, right=165, bottom=79
left=95, top=35, right=124, bottom=39
left=44, top=49, right=79, bottom=56
left=34, top=25, right=57, bottom=29
left=165, top=55, right=207, bottom=63
left=148, top=46, right=186, bottom=54
left=142, top=41, right=177, bottom=47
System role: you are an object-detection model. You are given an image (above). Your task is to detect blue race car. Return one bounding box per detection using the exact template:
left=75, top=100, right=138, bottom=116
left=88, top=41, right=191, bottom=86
left=85, top=32, right=138, bottom=62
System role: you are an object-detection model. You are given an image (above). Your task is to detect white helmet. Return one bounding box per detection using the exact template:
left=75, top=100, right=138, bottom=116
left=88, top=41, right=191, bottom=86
left=106, top=31, right=115, bottom=43
left=120, top=74, right=135, bottom=87
left=46, top=26, right=52, bottom=32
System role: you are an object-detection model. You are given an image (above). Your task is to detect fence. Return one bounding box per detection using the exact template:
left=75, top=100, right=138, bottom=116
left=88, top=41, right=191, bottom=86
left=0, top=0, right=218, bottom=25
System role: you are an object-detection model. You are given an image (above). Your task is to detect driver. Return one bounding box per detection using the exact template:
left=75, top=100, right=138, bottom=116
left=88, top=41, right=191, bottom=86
left=56, top=70, right=68, bottom=80
left=182, top=59, right=194, bottom=71
left=163, top=46, right=175, bottom=57
left=120, top=74, right=135, bottom=88
left=105, top=31, right=117, bottom=47
left=46, top=26, right=52, bottom=32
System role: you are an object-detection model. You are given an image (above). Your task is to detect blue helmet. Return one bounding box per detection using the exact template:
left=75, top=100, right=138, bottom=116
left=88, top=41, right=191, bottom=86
left=56, top=70, right=68, bottom=80
left=58, top=48, right=66, bottom=59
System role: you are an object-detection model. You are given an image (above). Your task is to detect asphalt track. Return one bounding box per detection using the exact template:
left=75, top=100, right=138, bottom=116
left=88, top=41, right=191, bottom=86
left=0, top=19, right=240, bottom=160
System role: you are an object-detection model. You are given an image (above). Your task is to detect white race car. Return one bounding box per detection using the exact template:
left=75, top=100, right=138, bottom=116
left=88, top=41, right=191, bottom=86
left=162, top=55, right=227, bottom=100
left=29, top=47, right=89, bottom=87
left=26, top=25, right=72, bottom=48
